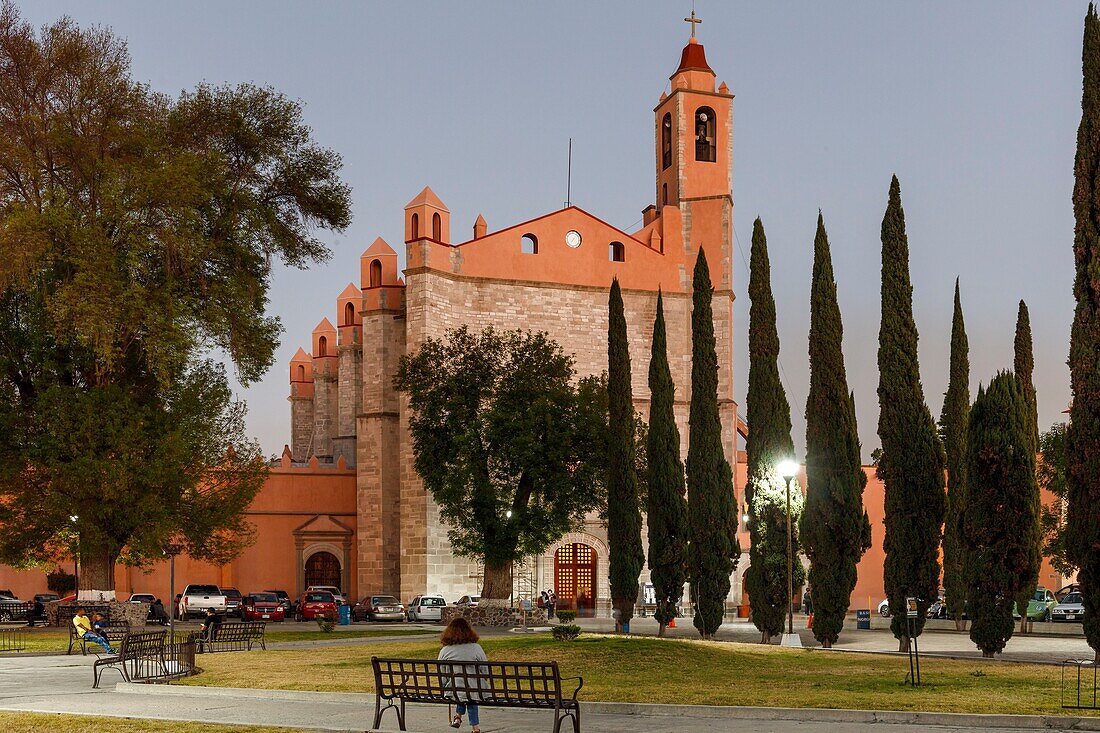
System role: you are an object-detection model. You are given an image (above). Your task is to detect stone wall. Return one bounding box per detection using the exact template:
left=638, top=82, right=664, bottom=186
left=441, top=605, right=548, bottom=628
left=48, top=601, right=150, bottom=628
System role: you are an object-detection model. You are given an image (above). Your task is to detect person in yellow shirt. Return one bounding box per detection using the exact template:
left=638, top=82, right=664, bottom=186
left=72, top=607, right=114, bottom=654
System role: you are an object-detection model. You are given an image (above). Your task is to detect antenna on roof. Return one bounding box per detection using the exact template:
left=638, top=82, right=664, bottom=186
left=565, top=138, right=572, bottom=209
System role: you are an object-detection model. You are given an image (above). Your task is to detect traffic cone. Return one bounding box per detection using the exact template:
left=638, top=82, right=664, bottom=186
left=807, top=613, right=814, bottom=629
left=668, top=617, right=676, bottom=628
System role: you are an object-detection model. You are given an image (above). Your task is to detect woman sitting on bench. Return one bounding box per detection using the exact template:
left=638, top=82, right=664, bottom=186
left=438, top=617, right=488, bottom=733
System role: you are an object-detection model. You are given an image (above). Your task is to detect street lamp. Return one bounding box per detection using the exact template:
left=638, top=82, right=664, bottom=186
left=69, top=515, right=79, bottom=600
left=505, top=510, right=514, bottom=606
left=162, top=542, right=183, bottom=643
left=776, top=459, right=801, bottom=648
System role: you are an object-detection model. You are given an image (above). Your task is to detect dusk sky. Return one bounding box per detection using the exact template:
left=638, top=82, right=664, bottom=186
left=24, top=2, right=1083, bottom=461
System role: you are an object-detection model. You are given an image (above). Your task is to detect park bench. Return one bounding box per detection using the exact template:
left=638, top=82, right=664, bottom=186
left=199, top=620, right=266, bottom=653
left=371, top=656, right=582, bottom=733
left=92, top=629, right=168, bottom=688
left=68, top=618, right=129, bottom=656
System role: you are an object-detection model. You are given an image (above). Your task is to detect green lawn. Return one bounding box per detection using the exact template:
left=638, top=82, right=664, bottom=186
left=0, top=712, right=295, bottom=733
left=181, top=633, right=1090, bottom=717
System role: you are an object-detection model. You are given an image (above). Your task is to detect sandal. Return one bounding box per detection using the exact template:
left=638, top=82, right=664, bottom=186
left=450, top=715, right=462, bottom=728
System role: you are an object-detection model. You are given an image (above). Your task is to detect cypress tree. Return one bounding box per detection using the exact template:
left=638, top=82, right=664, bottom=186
left=964, top=372, right=1041, bottom=657
left=802, top=212, right=870, bottom=648
left=607, top=278, right=644, bottom=632
left=687, top=248, right=740, bottom=640
left=939, top=278, right=970, bottom=631
left=877, top=175, right=946, bottom=647
left=744, top=218, right=804, bottom=644
left=1014, top=300, right=1040, bottom=456
left=1067, top=3, right=1100, bottom=655
left=646, top=290, right=688, bottom=638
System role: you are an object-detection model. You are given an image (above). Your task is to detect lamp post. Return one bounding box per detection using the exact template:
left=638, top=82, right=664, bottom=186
left=162, top=542, right=183, bottom=643
left=777, top=459, right=801, bottom=648
left=69, top=515, right=79, bottom=600
left=505, top=510, right=514, bottom=607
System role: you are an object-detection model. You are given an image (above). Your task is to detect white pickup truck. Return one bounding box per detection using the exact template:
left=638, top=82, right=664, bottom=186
left=178, top=584, right=228, bottom=620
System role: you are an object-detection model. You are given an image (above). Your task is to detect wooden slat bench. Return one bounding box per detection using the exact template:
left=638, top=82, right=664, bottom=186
left=68, top=619, right=129, bottom=656
left=199, top=621, right=266, bottom=653
left=371, top=656, right=582, bottom=733
left=93, top=629, right=167, bottom=688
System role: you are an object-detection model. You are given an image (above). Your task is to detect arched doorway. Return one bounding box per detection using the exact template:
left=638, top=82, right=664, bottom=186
left=304, top=551, right=341, bottom=590
left=554, top=543, right=597, bottom=618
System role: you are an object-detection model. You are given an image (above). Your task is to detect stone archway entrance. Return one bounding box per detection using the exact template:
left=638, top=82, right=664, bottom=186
left=554, top=543, right=597, bottom=618
left=305, top=551, right=341, bottom=590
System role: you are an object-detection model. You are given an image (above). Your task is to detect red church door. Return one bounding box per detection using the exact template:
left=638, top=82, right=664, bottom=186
left=554, top=543, right=597, bottom=617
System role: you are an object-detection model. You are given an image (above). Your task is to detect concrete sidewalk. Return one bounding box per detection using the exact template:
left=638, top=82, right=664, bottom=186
left=0, top=654, right=1097, bottom=732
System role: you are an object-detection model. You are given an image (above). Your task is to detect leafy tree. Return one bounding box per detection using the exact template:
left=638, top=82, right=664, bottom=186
left=646, top=291, right=688, bottom=637
left=0, top=5, right=349, bottom=588
left=802, top=213, right=870, bottom=648
left=1067, top=2, right=1100, bottom=655
left=1038, top=423, right=1073, bottom=577
left=394, top=326, right=607, bottom=603
left=744, top=217, right=803, bottom=644
left=939, top=279, right=971, bottom=630
left=1014, top=301, right=1040, bottom=456
left=687, top=248, right=740, bottom=639
left=607, top=279, right=644, bottom=631
left=877, top=176, right=946, bottom=647
left=964, top=372, right=1041, bottom=657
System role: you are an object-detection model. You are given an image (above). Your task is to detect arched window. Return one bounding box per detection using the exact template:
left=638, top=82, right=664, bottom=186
left=344, top=302, right=355, bottom=325
left=521, top=233, right=538, bottom=255
left=695, top=106, right=716, bottom=162
left=410, top=213, right=419, bottom=240
left=369, top=259, right=382, bottom=288
left=304, top=551, right=342, bottom=590
left=432, top=212, right=442, bottom=240
left=661, top=113, right=672, bottom=170
left=662, top=183, right=668, bottom=206
left=317, top=335, right=327, bottom=357
left=296, top=364, right=305, bottom=381
left=609, top=241, right=625, bottom=262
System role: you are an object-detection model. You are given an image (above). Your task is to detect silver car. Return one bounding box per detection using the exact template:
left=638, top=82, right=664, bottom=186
left=407, top=595, right=447, bottom=622
left=1053, top=592, right=1085, bottom=622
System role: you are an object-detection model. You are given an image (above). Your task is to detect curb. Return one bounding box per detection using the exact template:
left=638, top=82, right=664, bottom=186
left=115, top=683, right=1100, bottom=730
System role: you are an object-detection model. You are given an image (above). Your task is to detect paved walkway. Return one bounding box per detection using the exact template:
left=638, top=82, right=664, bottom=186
left=0, top=653, right=1095, bottom=732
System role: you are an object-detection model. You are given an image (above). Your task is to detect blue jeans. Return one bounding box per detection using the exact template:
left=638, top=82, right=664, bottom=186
left=456, top=702, right=479, bottom=726
left=83, top=632, right=114, bottom=654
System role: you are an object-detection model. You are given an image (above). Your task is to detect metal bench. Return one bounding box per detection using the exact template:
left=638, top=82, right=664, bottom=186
left=199, top=621, right=266, bottom=653
left=371, top=656, right=582, bottom=733
left=68, top=619, right=129, bottom=656
left=92, top=630, right=167, bottom=688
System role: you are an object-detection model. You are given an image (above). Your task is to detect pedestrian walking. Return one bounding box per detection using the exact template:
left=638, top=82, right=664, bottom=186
left=438, top=617, right=487, bottom=733
left=547, top=590, right=557, bottom=620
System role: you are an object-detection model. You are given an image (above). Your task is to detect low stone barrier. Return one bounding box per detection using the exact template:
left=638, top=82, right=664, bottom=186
left=441, top=605, right=548, bottom=627
left=48, top=601, right=149, bottom=628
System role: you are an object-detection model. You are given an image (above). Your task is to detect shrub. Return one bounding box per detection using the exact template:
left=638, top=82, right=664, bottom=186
left=46, top=568, right=76, bottom=595
left=552, top=624, right=581, bottom=641
left=556, top=610, right=577, bottom=623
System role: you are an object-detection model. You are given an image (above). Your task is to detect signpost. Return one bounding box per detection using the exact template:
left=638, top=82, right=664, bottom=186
left=905, top=597, right=922, bottom=686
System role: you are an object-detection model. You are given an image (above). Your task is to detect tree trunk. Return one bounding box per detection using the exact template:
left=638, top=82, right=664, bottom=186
left=898, top=635, right=910, bottom=653
left=760, top=630, right=771, bottom=644
left=480, top=560, right=512, bottom=605
left=79, top=546, right=115, bottom=593
left=954, top=617, right=966, bottom=632
left=658, top=622, right=667, bottom=638
left=1019, top=615, right=1029, bottom=635
left=982, top=650, right=995, bottom=658
left=822, top=638, right=832, bottom=649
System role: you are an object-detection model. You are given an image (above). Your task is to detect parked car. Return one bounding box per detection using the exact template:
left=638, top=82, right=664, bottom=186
left=1057, top=583, right=1081, bottom=601
left=0, top=594, right=26, bottom=622
left=877, top=598, right=890, bottom=618
left=1021, top=588, right=1058, bottom=622
left=241, top=592, right=285, bottom=622
left=406, top=595, right=447, bottom=622
left=353, top=594, right=406, bottom=622
left=128, top=593, right=155, bottom=604
left=455, top=595, right=481, bottom=608
left=222, top=587, right=244, bottom=618
left=0, top=590, right=15, bottom=600
left=265, top=589, right=296, bottom=617
left=178, top=584, right=228, bottom=620
left=33, top=593, right=59, bottom=604
left=1053, top=592, right=1085, bottom=623
left=294, top=591, right=337, bottom=621
left=305, top=585, right=346, bottom=605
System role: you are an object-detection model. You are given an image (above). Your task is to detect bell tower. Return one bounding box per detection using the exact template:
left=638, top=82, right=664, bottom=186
left=655, top=13, right=733, bottom=213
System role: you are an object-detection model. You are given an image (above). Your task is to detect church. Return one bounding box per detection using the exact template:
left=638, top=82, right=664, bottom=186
left=0, top=21, right=1067, bottom=614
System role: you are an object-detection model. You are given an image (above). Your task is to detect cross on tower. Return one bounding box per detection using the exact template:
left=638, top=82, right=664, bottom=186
left=684, top=9, right=702, bottom=38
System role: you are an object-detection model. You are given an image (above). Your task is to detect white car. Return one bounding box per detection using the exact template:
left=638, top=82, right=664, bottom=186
left=178, top=584, right=227, bottom=620
left=407, top=595, right=447, bottom=622
left=1053, top=592, right=1085, bottom=623
left=878, top=598, right=890, bottom=617
left=128, top=593, right=155, bottom=604
left=306, top=585, right=346, bottom=605
left=454, top=595, right=480, bottom=608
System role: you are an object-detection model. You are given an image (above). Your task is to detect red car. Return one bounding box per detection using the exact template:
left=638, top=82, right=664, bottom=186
left=294, top=591, right=337, bottom=621
left=241, top=592, right=285, bottom=622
